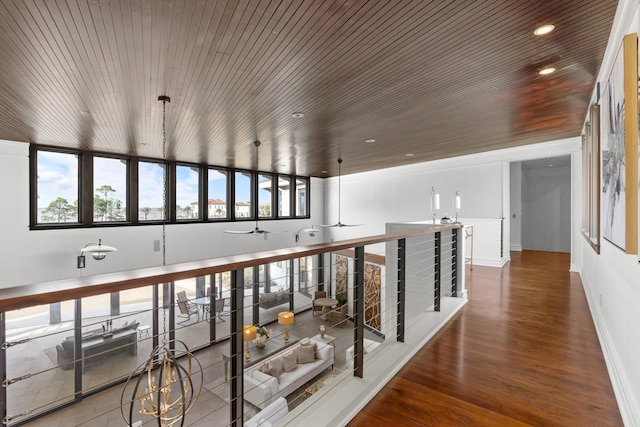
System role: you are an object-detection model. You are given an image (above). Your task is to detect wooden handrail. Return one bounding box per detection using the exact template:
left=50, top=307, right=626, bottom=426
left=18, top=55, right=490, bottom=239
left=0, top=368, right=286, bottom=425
left=0, top=225, right=459, bottom=312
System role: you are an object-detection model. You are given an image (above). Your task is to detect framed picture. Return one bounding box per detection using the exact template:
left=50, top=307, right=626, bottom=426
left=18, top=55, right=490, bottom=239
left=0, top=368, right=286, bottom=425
left=582, top=104, right=600, bottom=253
left=601, top=33, right=638, bottom=254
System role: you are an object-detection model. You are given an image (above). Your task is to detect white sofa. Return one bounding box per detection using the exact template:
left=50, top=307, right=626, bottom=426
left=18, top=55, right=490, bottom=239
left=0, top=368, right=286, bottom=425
left=244, top=397, right=288, bottom=427
left=244, top=337, right=334, bottom=409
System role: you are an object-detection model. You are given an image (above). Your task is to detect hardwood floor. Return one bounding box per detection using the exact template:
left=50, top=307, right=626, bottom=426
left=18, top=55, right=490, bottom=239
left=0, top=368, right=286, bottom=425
left=348, top=251, right=623, bottom=427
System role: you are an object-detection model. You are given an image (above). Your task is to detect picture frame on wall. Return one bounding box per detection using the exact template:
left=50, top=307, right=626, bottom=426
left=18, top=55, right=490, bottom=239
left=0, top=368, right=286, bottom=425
left=582, top=104, right=600, bottom=253
left=601, top=33, right=638, bottom=254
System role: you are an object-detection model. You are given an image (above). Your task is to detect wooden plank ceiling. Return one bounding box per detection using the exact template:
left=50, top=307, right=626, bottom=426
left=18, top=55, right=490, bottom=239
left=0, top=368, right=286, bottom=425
left=0, top=0, right=617, bottom=177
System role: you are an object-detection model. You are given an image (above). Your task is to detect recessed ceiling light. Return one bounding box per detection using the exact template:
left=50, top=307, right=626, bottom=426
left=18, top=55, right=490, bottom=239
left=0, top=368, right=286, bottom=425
left=365, top=139, right=376, bottom=143
left=405, top=153, right=414, bottom=157
left=538, top=67, right=556, bottom=75
left=291, top=112, right=304, bottom=118
left=321, top=170, right=328, bottom=174
left=534, top=24, right=555, bottom=36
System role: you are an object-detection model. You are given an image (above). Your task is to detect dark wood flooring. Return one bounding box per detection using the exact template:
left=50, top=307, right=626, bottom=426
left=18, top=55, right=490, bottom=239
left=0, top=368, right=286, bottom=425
left=348, top=251, right=622, bottom=427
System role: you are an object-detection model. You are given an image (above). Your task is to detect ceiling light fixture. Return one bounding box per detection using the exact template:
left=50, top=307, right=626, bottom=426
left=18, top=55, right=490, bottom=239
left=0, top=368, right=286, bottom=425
left=538, top=67, right=556, bottom=75
left=405, top=153, right=414, bottom=157
left=365, top=139, right=375, bottom=143
left=317, top=158, right=361, bottom=228
left=291, top=112, right=304, bottom=118
left=534, top=24, right=555, bottom=36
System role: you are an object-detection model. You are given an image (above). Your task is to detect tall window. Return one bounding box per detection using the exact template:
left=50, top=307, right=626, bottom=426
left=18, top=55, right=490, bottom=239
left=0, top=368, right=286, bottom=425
left=93, top=156, right=127, bottom=222
left=235, top=171, right=252, bottom=218
left=176, top=165, right=200, bottom=220
left=296, top=177, right=308, bottom=217
left=36, top=151, right=79, bottom=223
left=278, top=176, right=291, bottom=217
left=258, top=174, right=273, bottom=218
left=139, top=161, right=166, bottom=221
left=208, top=168, right=228, bottom=219
left=32, top=146, right=310, bottom=227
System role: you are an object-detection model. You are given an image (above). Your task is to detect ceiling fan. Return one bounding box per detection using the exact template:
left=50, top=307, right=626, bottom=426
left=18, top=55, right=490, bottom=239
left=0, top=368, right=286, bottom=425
left=317, top=158, right=361, bottom=228
left=224, top=140, right=272, bottom=237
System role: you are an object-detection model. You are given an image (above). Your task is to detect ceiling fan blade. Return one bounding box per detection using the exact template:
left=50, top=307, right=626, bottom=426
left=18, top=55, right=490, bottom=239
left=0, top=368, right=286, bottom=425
left=317, top=222, right=362, bottom=228
left=224, top=230, right=255, bottom=234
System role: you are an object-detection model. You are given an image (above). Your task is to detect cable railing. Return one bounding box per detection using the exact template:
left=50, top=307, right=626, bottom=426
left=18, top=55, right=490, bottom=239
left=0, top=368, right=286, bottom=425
left=0, top=224, right=465, bottom=426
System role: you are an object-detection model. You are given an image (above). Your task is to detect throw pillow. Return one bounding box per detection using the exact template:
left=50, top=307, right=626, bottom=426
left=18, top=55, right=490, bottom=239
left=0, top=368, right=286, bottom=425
left=268, top=357, right=284, bottom=382
left=282, top=351, right=298, bottom=372
left=300, top=341, right=318, bottom=359
left=260, top=362, right=271, bottom=375
left=296, top=344, right=315, bottom=364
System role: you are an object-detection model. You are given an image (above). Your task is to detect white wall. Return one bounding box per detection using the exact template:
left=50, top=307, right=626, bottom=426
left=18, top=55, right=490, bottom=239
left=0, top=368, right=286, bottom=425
left=322, top=137, right=581, bottom=263
left=0, top=139, right=326, bottom=288
left=574, top=0, right=640, bottom=424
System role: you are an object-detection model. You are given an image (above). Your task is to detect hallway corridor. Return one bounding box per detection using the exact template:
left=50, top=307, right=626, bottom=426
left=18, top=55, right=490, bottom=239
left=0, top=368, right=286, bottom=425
left=349, top=251, right=622, bottom=426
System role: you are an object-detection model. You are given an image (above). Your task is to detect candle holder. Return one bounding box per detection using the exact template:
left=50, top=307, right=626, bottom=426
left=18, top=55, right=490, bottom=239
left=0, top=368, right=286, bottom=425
left=431, top=187, right=440, bottom=224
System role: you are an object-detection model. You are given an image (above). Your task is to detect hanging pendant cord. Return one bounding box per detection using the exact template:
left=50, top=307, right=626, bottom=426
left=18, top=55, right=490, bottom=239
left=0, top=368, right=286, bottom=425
left=338, top=158, right=342, bottom=224
left=159, top=95, right=170, bottom=345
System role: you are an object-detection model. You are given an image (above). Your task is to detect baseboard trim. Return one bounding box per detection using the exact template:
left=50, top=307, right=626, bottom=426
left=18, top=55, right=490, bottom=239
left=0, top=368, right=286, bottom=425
left=510, top=244, right=522, bottom=251
left=579, top=268, right=639, bottom=426
left=471, top=257, right=509, bottom=268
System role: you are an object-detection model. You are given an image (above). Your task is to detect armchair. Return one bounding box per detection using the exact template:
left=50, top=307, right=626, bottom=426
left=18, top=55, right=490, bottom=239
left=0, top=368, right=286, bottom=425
left=328, top=304, right=348, bottom=327
left=213, top=298, right=227, bottom=322
left=176, top=291, right=199, bottom=323
left=312, top=291, right=326, bottom=316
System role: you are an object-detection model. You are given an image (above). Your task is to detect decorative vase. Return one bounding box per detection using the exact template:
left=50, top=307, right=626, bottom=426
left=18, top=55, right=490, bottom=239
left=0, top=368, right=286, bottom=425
left=319, top=324, right=325, bottom=339
left=255, top=336, right=267, bottom=348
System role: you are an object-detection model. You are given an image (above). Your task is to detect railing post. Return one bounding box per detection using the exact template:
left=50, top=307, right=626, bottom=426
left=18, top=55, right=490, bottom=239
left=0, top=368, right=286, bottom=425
left=434, top=231, right=441, bottom=312
left=353, top=246, right=365, bottom=378
left=451, top=228, right=458, bottom=297
left=289, top=259, right=295, bottom=310
left=252, top=266, right=259, bottom=324
left=153, top=284, right=159, bottom=354
left=230, top=268, right=245, bottom=427
left=397, top=238, right=405, bottom=343
left=73, top=298, right=82, bottom=399
left=318, top=253, right=325, bottom=292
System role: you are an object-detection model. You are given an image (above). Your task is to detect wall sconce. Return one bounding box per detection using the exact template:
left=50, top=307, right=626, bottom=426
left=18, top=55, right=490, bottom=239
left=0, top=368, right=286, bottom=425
left=77, top=238, right=118, bottom=268
left=295, top=227, right=320, bottom=242
left=454, top=191, right=462, bottom=223
left=430, top=187, right=440, bottom=224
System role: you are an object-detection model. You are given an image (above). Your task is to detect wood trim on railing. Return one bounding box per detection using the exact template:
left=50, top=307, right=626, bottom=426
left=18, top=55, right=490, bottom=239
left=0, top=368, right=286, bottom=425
left=0, top=225, right=460, bottom=312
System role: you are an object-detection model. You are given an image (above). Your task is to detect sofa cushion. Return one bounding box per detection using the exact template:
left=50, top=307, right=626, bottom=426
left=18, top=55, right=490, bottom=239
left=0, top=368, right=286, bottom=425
left=268, top=356, right=284, bottom=382
left=252, top=370, right=279, bottom=396
left=282, top=351, right=298, bottom=372
left=296, top=345, right=315, bottom=364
